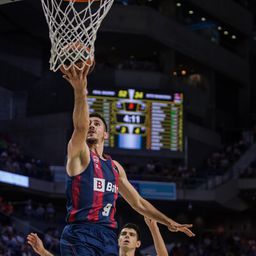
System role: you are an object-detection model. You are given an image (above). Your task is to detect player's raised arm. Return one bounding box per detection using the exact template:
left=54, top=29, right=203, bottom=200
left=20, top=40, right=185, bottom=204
left=115, top=160, right=195, bottom=237
left=60, top=65, right=91, bottom=176
left=144, top=217, right=168, bottom=256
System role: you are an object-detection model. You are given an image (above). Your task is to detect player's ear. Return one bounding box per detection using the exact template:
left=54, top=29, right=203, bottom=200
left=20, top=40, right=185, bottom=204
left=136, top=240, right=141, bottom=248
left=104, top=131, right=109, bottom=140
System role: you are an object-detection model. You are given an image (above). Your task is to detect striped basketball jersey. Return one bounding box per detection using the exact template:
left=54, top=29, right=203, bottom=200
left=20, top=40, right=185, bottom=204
left=66, top=151, right=119, bottom=229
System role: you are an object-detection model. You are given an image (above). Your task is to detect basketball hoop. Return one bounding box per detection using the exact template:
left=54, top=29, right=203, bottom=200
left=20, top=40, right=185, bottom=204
left=41, top=0, right=114, bottom=71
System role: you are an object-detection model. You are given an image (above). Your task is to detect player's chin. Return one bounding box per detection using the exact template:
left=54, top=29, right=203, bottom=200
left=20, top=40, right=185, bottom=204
left=122, top=243, right=130, bottom=249
left=86, top=137, right=98, bottom=145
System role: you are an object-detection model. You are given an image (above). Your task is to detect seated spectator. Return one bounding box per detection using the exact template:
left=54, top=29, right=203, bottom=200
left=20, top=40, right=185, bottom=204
left=46, top=203, right=55, bottom=220
left=24, top=200, right=33, bottom=217
left=2, top=202, right=13, bottom=216
left=0, top=134, right=53, bottom=181
left=35, top=204, right=46, bottom=219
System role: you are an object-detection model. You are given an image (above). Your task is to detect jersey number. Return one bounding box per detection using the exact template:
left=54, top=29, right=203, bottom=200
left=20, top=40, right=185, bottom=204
left=102, top=203, right=112, bottom=216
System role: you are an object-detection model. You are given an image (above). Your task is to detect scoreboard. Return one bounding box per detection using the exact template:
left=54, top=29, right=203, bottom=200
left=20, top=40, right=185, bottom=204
left=88, top=88, right=183, bottom=155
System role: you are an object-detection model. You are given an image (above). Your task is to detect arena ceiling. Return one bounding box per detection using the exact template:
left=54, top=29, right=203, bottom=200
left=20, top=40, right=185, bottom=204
left=0, top=0, right=164, bottom=91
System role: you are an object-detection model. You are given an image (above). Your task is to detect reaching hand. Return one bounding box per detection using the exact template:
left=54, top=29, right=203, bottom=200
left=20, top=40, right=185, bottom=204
left=144, top=217, right=157, bottom=228
left=168, top=221, right=195, bottom=237
left=60, top=64, right=89, bottom=91
left=27, top=233, right=45, bottom=255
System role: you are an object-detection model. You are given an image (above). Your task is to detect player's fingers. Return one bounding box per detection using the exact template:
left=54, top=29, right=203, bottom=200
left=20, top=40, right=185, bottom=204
left=62, top=75, right=71, bottom=83
left=28, top=233, right=38, bottom=239
left=27, top=241, right=32, bottom=246
left=179, top=227, right=195, bottom=237
left=168, top=227, right=178, bottom=232
left=70, top=65, right=78, bottom=78
left=82, top=65, right=89, bottom=78
left=80, top=65, right=87, bottom=79
left=177, top=224, right=193, bottom=228
left=27, top=236, right=35, bottom=242
left=27, top=234, right=33, bottom=239
left=60, top=65, right=66, bottom=74
left=60, top=65, right=70, bottom=76
left=27, top=238, right=35, bottom=245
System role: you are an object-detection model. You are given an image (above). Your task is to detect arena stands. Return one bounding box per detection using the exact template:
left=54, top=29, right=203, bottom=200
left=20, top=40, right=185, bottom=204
left=0, top=195, right=60, bottom=256
left=0, top=134, right=53, bottom=182
left=206, top=139, right=249, bottom=176
left=239, top=159, right=256, bottom=179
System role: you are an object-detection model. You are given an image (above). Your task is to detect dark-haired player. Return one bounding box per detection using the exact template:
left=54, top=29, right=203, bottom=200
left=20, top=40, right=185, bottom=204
left=57, top=65, right=194, bottom=255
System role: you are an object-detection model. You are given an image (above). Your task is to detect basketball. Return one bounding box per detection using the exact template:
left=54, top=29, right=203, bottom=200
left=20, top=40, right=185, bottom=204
left=59, top=42, right=94, bottom=72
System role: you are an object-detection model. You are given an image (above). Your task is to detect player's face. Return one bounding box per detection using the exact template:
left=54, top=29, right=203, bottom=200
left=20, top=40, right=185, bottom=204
left=118, top=228, right=141, bottom=251
left=87, top=117, right=108, bottom=145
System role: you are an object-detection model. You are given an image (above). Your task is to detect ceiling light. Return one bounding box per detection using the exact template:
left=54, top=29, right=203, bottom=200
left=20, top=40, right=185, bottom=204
left=176, top=2, right=181, bottom=7
left=201, top=17, right=206, bottom=21
left=224, top=30, right=229, bottom=35
left=218, top=26, right=222, bottom=31
left=181, top=70, right=187, bottom=76
left=231, top=35, right=236, bottom=39
left=189, top=10, right=194, bottom=15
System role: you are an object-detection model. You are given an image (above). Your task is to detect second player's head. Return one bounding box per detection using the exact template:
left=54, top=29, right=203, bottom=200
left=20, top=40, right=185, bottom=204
left=118, top=223, right=141, bottom=253
left=87, top=113, right=108, bottom=145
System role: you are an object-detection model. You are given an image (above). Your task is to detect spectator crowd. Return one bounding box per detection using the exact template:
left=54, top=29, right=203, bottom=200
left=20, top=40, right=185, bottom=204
left=0, top=134, right=53, bottom=181
left=206, top=139, right=249, bottom=176
left=0, top=196, right=59, bottom=256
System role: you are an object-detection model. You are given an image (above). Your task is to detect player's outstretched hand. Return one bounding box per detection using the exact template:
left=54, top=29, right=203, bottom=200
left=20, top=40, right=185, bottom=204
left=60, top=64, right=89, bottom=91
left=168, top=221, right=195, bottom=237
left=144, top=217, right=157, bottom=228
left=27, top=233, right=45, bottom=255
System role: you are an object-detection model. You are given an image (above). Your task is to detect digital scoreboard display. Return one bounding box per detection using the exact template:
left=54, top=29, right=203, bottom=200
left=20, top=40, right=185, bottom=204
left=88, top=88, right=183, bottom=155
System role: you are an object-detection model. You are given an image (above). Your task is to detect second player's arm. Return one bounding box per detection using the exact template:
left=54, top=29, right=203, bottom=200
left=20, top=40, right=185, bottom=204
left=115, top=161, right=195, bottom=237
left=144, top=218, right=169, bottom=256
left=60, top=66, right=90, bottom=176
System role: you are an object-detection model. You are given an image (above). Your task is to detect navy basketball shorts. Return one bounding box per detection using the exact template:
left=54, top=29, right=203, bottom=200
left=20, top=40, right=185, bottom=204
left=60, top=223, right=118, bottom=256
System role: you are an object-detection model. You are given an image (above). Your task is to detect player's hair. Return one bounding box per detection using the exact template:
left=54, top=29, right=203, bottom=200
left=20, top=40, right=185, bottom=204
left=120, top=223, right=141, bottom=241
left=89, top=112, right=108, bottom=132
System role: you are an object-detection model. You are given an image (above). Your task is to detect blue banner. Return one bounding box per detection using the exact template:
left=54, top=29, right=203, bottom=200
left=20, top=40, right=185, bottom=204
left=130, top=180, right=176, bottom=200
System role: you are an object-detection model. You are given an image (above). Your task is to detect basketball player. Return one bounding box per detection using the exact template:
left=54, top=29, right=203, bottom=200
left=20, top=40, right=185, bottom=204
left=57, top=64, right=194, bottom=255
left=27, top=218, right=168, bottom=256
left=118, top=217, right=169, bottom=256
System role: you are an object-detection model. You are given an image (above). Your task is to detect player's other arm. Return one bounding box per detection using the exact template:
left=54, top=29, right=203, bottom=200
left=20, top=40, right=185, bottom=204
left=115, top=161, right=195, bottom=237
left=27, top=233, right=54, bottom=256
left=144, top=217, right=168, bottom=256
left=60, top=66, right=91, bottom=176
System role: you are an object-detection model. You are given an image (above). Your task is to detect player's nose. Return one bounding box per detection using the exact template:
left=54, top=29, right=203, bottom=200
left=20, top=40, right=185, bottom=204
left=89, top=124, right=95, bottom=130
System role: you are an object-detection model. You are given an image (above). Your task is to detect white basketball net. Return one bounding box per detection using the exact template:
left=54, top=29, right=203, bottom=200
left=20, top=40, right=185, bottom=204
left=41, top=0, right=114, bottom=71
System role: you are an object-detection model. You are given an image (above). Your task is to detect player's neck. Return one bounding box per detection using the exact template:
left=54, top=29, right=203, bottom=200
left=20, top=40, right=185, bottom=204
left=119, top=248, right=136, bottom=256
left=90, top=143, right=104, bottom=159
